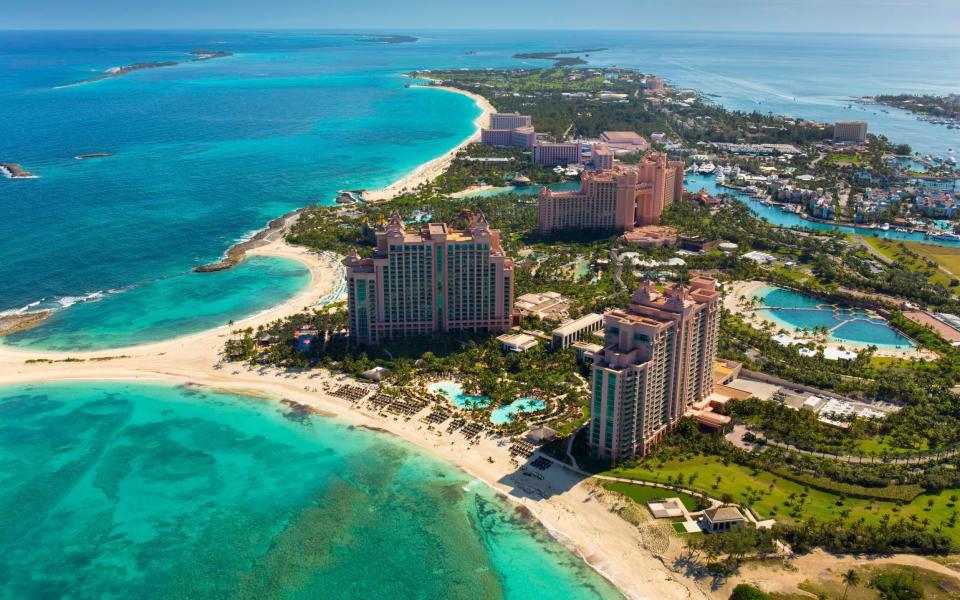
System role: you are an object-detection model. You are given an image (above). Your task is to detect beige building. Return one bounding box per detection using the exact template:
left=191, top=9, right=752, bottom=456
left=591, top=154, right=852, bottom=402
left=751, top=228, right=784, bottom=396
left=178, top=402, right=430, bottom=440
left=551, top=313, right=605, bottom=349
left=833, top=120, right=868, bottom=143
left=345, top=212, right=515, bottom=345
left=515, top=291, right=571, bottom=319
left=537, top=154, right=684, bottom=235
left=589, top=278, right=721, bottom=460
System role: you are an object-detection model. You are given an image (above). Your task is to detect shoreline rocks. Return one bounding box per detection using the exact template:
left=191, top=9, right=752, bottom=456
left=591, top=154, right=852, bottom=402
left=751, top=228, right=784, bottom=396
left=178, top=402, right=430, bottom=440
left=0, top=310, right=52, bottom=337
left=193, top=208, right=304, bottom=272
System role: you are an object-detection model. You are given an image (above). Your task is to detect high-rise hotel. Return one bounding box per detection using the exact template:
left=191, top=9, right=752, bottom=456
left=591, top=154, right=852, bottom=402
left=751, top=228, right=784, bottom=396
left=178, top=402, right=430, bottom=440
left=537, top=153, right=685, bottom=235
left=344, top=212, right=515, bottom=344
left=589, top=277, right=720, bottom=460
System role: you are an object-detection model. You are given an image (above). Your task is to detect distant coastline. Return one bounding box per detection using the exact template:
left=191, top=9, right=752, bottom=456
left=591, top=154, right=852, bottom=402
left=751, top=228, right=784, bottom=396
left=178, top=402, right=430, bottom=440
left=55, top=49, right=233, bottom=88
left=513, top=47, right=607, bottom=67
left=356, top=34, right=418, bottom=44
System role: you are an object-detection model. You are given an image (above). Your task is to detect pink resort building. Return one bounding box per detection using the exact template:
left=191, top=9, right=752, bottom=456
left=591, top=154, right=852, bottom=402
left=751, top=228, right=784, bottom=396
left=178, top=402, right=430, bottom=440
left=532, top=141, right=586, bottom=167
left=344, top=212, right=515, bottom=345
left=589, top=278, right=721, bottom=460
left=537, top=153, right=685, bottom=235
left=599, top=131, right=651, bottom=153
left=480, top=113, right=537, bottom=148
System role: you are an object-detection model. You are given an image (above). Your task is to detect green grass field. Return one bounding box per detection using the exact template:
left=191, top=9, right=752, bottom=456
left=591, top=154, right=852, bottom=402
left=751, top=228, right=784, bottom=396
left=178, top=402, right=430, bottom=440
left=602, top=454, right=960, bottom=545
left=601, top=481, right=703, bottom=511
left=862, top=237, right=960, bottom=291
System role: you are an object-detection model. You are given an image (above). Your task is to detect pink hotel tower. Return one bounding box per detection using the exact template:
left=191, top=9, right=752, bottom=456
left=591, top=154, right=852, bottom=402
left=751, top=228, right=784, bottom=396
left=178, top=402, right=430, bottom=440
left=589, top=278, right=720, bottom=460
left=344, top=212, right=515, bottom=345
left=537, top=153, right=685, bottom=234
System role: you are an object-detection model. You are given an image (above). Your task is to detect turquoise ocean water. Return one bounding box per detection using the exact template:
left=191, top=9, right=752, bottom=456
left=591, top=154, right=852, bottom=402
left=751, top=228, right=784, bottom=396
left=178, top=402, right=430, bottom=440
left=2, top=31, right=960, bottom=349
left=0, top=382, right=623, bottom=599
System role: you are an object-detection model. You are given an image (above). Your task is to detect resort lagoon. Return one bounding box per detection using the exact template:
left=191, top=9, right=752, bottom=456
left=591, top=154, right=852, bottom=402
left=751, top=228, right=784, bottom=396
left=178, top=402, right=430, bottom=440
left=0, top=382, right=623, bottom=600
left=428, top=380, right=493, bottom=409
left=490, top=397, right=547, bottom=425
left=750, top=285, right=915, bottom=351
left=428, top=382, right=546, bottom=424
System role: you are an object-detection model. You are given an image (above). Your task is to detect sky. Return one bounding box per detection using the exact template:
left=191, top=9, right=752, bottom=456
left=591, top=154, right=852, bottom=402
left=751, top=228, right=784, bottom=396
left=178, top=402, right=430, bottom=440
left=1, top=0, right=957, bottom=34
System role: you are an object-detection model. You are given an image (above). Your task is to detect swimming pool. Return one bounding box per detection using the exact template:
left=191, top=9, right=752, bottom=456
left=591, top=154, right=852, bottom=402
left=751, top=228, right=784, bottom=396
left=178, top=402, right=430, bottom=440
left=427, top=381, right=492, bottom=409
left=751, top=285, right=914, bottom=350
left=490, top=397, right=546, bottom=425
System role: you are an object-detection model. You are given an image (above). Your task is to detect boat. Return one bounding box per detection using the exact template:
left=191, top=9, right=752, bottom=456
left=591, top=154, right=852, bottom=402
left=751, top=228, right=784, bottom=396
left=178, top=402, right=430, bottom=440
left=879, top=223, right=890, bottom=231
left=894, top=227, right=909, bottom=233
left=932, top=232, right=960, bottom=242
left=698, top=162, right=716, bottom=174
left=744, top=185, right=759, bottom=195
left=715, top=171, right=725, bottom=183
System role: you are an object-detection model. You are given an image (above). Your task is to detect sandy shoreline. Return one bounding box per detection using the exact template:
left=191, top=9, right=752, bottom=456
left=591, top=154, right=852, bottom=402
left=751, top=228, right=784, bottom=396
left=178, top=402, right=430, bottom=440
left=725, top=280, right=933, bottom=359
left=361, top=81, right=495, bottom=202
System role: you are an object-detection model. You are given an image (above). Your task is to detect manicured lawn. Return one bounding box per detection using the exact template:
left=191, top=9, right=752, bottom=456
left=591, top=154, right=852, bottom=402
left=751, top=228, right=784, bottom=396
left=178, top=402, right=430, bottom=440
left=602, top=454, right=960, bottom=545
left=602, top=481, right=703, bottom=511
left=862, top=237, right=960, bottom=290
left=852, top=434, right=929, bottom=457
left=825, top=152, right=868, bottom=166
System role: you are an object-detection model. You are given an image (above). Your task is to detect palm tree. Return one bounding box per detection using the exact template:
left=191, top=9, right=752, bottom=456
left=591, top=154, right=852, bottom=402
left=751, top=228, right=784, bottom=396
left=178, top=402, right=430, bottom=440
left=840, top=569, right=860, bottom=600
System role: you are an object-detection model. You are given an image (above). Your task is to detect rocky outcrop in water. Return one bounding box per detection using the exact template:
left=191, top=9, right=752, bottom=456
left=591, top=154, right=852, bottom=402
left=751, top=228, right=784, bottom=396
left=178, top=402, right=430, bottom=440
left=0, top=310, right=52, bottom=336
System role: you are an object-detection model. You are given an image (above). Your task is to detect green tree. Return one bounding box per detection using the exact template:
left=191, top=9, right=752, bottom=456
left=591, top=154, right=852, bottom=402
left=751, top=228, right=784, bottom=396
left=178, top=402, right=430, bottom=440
left=840, top=568, right=860, bottom=600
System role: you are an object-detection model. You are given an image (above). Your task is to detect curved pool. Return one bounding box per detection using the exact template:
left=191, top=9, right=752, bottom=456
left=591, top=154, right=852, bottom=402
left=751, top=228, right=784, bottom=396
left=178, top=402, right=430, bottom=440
left=490, top=397, right=546, bottom=425
left=752, top=285, right=914, bottom=350
left=427, top=381, right=492, bottom=409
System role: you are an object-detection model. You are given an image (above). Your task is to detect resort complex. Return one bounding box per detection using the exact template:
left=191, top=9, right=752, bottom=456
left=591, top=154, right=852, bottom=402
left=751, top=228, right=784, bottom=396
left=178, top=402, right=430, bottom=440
left=344, top=212, right=515, bottom=344
left=8, top=30, right=960, bottom=600
left=537, top=153, right=685, bottom=234
left=589, top=277, right=721, bottom=460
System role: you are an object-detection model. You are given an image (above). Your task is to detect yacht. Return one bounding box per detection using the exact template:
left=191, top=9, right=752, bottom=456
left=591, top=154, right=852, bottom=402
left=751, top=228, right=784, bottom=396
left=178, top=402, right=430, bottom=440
left=933, top=232, right=960, bottom=242
left=715, top=171, right=726, bottom=184
left=879, top=223, right=890, bottom=231
left=744, top=185, right=759, bottom=195
left=698, top=162, right=716, bottom=174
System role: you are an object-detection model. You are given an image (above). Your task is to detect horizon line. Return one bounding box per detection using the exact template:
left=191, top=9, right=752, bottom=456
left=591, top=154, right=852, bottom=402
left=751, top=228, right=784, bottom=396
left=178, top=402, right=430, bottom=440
left=1, top=27, right=959, bottom=37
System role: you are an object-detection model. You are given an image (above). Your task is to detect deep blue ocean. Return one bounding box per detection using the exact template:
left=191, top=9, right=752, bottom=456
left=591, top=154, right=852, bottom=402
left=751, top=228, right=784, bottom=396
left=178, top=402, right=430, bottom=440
left=2, top=30, right=959, bottom=349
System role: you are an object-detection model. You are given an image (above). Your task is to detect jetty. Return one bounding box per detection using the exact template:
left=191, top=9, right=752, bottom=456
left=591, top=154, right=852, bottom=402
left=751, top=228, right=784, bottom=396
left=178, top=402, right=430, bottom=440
left=194, top=209, right=303, bottom=272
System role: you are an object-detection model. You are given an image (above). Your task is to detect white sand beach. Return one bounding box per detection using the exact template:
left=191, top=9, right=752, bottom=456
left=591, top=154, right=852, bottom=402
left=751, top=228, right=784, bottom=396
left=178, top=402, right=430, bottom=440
left=362, top=84, right=495, bottom=202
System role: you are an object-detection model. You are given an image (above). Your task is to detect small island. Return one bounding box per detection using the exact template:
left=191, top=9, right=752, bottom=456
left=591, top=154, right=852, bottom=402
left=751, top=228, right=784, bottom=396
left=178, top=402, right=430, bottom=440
left=513, top=47, right=607, bottom=67
left=862, top=93, right=960, bottom=129
left=0, top=163, right=38, bottom=179
left=57, top=49, right=233, bottom=88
